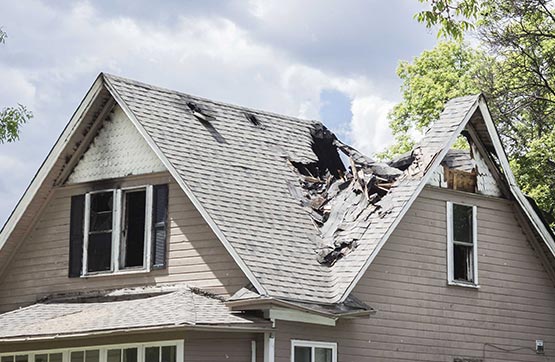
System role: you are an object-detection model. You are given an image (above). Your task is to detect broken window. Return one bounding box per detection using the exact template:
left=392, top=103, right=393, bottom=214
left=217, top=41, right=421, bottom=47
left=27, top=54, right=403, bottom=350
left=121, top=189, right=147, bottom=268
left=292, top=340, right=336, bottom=362
left=447, top=202, right=478, bottom=285
left=87, top=191, right=114, bottom=272
left=81, top=185, right=167, bottom=276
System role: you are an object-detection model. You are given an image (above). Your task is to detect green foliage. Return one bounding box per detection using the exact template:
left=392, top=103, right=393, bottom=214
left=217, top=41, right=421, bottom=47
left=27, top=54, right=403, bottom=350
left=0, top=27, right=32, bottom=143
left=0, top=105, right=32, bottom=143
left=398, top=0, right=555, bottom=221
left=415, top=0, right=481, bottom=40
left=511, top=130, right=555, bottom=221
left=384, top=41, right=484, bottom=157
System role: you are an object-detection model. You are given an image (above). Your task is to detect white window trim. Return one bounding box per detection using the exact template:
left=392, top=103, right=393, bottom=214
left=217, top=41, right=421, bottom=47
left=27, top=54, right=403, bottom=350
left=82, top=185, right=154, bottom=277
left=0, top=340, right=184, bottom=362
left=291, top=340, right=337, bottom=362
left=446, top=201, right=479, bottom=288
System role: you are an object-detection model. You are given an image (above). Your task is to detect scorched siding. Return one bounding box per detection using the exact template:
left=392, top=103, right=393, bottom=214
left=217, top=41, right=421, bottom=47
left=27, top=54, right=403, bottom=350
left=0, top=173, right=248, bottom=313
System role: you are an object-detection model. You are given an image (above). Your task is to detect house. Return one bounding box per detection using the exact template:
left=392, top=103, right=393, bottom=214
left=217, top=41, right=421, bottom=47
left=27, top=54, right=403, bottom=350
left=0, top=73, right=554, bottom=362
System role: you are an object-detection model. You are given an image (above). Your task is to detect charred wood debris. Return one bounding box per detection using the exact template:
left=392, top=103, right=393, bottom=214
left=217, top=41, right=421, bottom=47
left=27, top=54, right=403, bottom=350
left=288, top=124, right=404, bottom=266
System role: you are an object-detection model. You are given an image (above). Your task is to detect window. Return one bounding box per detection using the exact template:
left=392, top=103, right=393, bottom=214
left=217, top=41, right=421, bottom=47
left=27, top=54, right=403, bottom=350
left=0, top=342, right=182, bottom=362
left=291, top=340, right=337, bottom=362
left=83, top=186, right=153, bottom=275
left=70, top=350, right=100, bottom=362
left=1, top=355, right=28, bottom=362
left=447, top=202, right=478, bottom=286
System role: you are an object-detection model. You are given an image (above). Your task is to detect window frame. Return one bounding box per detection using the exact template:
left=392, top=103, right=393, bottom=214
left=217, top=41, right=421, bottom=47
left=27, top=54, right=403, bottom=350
left=82, top=185, right=154, bottom=277
left=0, top=341, right=183, bottom=362
left=291, top=340, right=337, bottom=362
left=446, top=201, right=479, bottom=288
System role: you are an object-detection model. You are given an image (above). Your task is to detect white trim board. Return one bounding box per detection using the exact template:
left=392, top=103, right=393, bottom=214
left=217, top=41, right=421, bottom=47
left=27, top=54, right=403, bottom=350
left=339, top=96, right=481, bottom=302
left=477, top=99, right=555, bottom=257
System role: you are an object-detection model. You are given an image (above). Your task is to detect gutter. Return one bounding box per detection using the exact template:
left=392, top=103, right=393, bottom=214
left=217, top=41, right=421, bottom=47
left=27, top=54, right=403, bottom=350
left=226, top=296, right=374, bottom=320
left=0, top=323, right=273, bottom=344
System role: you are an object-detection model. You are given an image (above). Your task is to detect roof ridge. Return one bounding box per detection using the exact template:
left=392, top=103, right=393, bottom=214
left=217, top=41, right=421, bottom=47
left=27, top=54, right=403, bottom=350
left=102, top=72, right=319, bottom=126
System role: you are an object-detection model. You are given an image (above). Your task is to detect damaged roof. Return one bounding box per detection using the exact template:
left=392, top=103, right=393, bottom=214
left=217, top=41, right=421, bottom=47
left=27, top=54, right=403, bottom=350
left=0, top=286, right=269, bottom=341
left=2, top=73, right=554, bottom=307
left=102, top=75, right=482, bottom=304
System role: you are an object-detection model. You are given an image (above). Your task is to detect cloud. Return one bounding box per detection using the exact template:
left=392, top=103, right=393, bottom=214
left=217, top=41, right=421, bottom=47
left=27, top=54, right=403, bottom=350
left=0, top=0, right=434, bottom=226
left=349, top=96, right=396, bottom=155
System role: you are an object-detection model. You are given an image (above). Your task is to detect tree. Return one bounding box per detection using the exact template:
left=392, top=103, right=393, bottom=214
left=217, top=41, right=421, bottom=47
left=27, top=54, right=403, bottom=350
left=378, top=42, right=485, bottom=160
left=384, top=0, right=555, bottom=221
left=0, top=28, right=32, bottom=143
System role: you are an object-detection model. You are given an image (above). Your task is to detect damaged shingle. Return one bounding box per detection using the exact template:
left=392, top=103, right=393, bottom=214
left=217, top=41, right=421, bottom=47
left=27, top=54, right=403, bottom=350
left=187, top=102, right=208, bottom=122
left=288, top=123, right=404, bottom=266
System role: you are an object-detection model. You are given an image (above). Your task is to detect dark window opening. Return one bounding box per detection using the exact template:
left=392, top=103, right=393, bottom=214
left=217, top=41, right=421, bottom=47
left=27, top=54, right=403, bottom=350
left=88, top=192, right=113, bottom=272
left=451, top=203, right=475, bottom=283
left=121, top=189, right=146, bottom=268
left=454, top=244, right=473, bottom=282
left=453, top=204, right=473, bottom=244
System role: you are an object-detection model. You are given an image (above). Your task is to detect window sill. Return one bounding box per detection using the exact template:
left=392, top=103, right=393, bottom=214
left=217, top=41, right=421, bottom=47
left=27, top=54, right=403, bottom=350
left=81, top=268, right=151, bottom=278
left=448, top=280, right=480, bottom=289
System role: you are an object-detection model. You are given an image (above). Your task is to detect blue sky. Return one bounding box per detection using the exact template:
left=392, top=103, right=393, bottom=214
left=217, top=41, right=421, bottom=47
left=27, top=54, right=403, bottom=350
left=0, top=0, right=437, bottom=225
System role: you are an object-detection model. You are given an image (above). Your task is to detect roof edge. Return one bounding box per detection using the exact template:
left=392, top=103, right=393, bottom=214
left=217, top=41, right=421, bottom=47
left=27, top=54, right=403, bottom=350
left=476, top=98, right=555, bottom=258
left=0, top=74, right=105, bottom=252
left=337, top=94, right=482, bottom=303
left=101, top=73, right=267, bottom=296
left=0, top=323, right=273, bottom=344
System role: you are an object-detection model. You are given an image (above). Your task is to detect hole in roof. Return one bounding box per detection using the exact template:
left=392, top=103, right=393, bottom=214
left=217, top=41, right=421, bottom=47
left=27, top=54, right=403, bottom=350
left=244, top=112, right=261, bottom=127
left=187, top=102, right=208, bottom=122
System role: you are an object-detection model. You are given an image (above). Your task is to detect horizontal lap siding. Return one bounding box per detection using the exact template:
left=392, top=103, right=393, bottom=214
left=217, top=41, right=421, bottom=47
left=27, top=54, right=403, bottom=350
left=275, top=187, right=555, bottom=362
left=185, top=332, right=259, bottom=362
left=0, top=173, right=248, bottom=312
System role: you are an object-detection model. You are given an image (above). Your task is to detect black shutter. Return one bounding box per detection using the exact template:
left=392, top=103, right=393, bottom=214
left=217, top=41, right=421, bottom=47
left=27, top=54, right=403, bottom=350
left=152, top=184, right=169, bottom=269
left=69, top=194, right=85, bottom=277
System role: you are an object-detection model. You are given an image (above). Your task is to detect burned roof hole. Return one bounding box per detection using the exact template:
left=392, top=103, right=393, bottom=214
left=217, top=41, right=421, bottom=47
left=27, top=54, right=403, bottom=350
left=244, top=112, right=261, bottom=127
left=187, top=102, right=208, bottom=122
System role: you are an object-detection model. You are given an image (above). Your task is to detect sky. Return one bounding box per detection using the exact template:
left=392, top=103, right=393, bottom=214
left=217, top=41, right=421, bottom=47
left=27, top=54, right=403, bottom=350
left=0, top=0, right=437, bottom=226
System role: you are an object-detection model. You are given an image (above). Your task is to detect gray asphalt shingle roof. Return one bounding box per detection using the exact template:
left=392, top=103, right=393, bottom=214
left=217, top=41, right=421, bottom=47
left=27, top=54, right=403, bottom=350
left=103, top=74, right=481, bottom=304
left=0, top=288, right=267, bottom=341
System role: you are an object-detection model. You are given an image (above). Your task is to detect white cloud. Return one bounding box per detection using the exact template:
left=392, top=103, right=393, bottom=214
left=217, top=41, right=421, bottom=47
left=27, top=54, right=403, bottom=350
left=350, top=96, right=396, bottom=155
left=0, top=0, right=407, bottom=225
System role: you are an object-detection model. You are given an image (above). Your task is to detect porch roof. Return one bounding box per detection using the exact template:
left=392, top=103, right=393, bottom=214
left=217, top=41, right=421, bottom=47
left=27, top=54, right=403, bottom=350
left=0, top=287, right=270, bottom=342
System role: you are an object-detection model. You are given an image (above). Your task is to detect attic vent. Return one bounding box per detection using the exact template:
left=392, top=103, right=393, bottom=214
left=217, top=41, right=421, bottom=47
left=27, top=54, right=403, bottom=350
left=244, top=112, right=261, bottom=126
left=187, top=102, right=207, bottom=122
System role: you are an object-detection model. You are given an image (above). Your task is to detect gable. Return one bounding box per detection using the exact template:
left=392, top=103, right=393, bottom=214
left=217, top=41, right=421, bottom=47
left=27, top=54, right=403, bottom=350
left=350, top=187, right=555, bottom=360
left=426, top=144, right=503, bottom=197
left=0, top=173, right=250, bottom=313
left=67, top=105, right=166, bottom=184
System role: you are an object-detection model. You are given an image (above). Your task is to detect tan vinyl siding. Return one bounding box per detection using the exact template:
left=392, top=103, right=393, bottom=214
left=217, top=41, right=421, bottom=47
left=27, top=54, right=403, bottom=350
left=0, top=173, right=248, bottom=313
left=275, top=186, right=555, bottom=362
